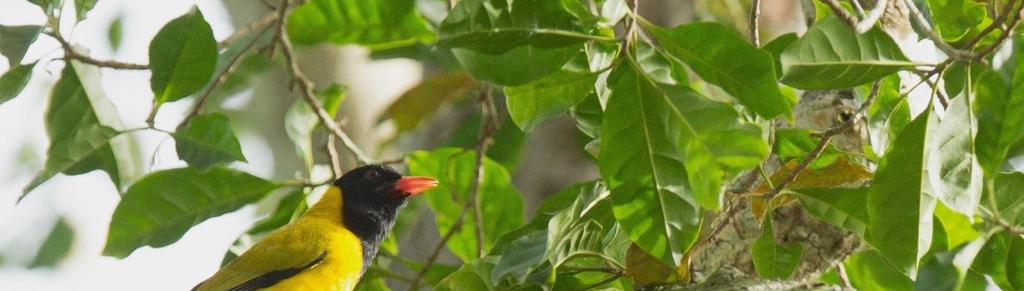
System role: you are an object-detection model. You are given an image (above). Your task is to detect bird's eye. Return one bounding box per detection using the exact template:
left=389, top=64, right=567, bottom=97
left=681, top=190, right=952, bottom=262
left=364, top=170, right=380, bottom=180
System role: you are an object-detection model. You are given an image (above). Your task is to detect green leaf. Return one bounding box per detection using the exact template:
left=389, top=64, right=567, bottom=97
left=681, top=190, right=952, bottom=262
left=600, top=0, right=628, bottom=26
left=0, top=61, right=35, bottom=105
left=286, top=0, right=434, bottom=49
left=569, top=93, right=602, bottom=139
left=490, top=231, right=547, bottom=284
left=223, top=187, right=307, bottom=266
left=547, top=183, right=626, bottom=270
left=645, top=21, right=793, bottom=118
left=1008, top=235, right=1024, bottom=290
left=0, top=25, right=43, bottom=67
left=603, top=52, right=767, bottom=209
left=28, top=0, right=62, bottom=16
left=934, top=203, right=980, bottom=249
left=108, top=16, right=123, bottom=52
left=600, top=60, right=701, bottom=268
left=751, top=217, right=803, bottom=279
left=772, top=128, right=841, bottom=168
left=844, top=250, right=914, bottom=291
left=915, top=236, right=988, bottom=291
left=284, top=84, right=345, bottom=170
left=436, top=259, right=496, bottom=291
left=149, top=7, right=218, bottom=103
left=926, top=94, right=982, bottom=216
left=489, top=182, right=599, bottom=255
left=379, top=73, right=477, bottom=133
left=780, top=17, right=917, bottom=89
left=249, top=188, right=307, bottom=235
left=173, top=113, right=246, bottom=169
left=867, top=75, right=909, bottom=154
left=600, top=45, right=769, bottom=267
left=505, top=59, right=597, bottom=132
left=197, top=23, right=275, bottom=101
left=971, top=232, right=1015, bottom=290
left=22, top=64, right=121, bottom=199
left=103, top=166, right=278, bottom=258
left=406, top=148, right=524, bottom=262
left=994, top=172, right=1024, bottom=226
left=866, top=107, right=933, bottom=275
left=792, top=187, right=869, bottom=235
left=73, top=0, right=98, bottom=22
left=451, top=44, right=580, bottom=86
left=28, top=218, right=74, bottom=268
left=762, top=33, right=798, bottom=79
left=975, top=54, right=1024, bottom=174
left=438, top=0, right=604, bottom=54
left=926, top=0, right=989, bottom=42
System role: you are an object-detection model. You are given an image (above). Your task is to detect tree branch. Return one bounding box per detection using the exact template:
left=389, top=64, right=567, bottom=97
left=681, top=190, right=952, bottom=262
left=750, top=0, right=762, bottom=47
left=901, top=0, right=976, bottom=60
left=962, top=0, right=1018, bottom=49
left=820, top=0, right=861, bottom=28
left=819, top=0, right=889, bottom=33
left=179, top=23, right=275, bottom=128
left=406, top=88, right=498, bottom=290
left=855, top=0, right=888, bottom=33
left=50, top=32, right=148, bottom=70
left=218, top=13, right=280, bottom=48
left=765, top=81, right=880, bottom=200
left=972, top=1, right=1024, bottom=61
left=275, top=0, right=373, bottom=166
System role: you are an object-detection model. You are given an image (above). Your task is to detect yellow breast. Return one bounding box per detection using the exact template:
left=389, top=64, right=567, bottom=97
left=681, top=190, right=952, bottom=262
left=263, top=187, right=365, bottom=291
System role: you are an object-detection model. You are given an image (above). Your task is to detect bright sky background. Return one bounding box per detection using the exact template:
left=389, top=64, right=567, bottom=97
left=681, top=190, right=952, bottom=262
left=0, top=0, right=265, bottom=290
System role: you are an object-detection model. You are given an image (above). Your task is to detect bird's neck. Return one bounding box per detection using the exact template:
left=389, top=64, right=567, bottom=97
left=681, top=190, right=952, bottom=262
left=310, top=187, right=397, bottom=274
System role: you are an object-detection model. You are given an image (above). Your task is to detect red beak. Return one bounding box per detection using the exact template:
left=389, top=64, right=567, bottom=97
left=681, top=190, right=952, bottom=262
left=395, top=176, right=438, bottom=196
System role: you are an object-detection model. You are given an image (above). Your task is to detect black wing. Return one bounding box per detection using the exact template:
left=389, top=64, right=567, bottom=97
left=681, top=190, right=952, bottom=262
left=192, top=251, right=328, bottom=291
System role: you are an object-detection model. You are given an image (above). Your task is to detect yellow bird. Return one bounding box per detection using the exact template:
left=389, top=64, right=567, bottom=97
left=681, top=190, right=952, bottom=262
left=192, top=164, right=438, bottom=291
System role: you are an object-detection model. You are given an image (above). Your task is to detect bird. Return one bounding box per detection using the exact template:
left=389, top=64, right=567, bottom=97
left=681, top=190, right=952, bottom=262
left=192, top=164, right=438, bottom=291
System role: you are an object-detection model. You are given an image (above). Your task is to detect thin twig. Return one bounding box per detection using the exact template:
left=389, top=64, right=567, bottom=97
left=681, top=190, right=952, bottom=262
left=750, top=0, right=762, bottom=47
left=368, top=266, right=415, bottom=283
left=820, top=0, right=861, bottom=28
left=691, top=198, right=745, bottom=252
left=837, top=263, right=853, bottom=289
left=276, top=0, right=373, bottom=165
left=218, top=13, right=280, bottom=48
left=972, top=2, right=1024, bottom=61
left=406, top=88, right=498, bottom=290
left=963, top=0, right=1019, bottom=50
left=406, top=205, right=471, bottom=291
left=854, top=0, right=888, bottom=33
left=765, top=81, right=880, bottom=199
left=850, top=0, right=867, bottom=16
left=50, top=32, right=148, bottom=70
left=180, top=23, right=274, bottom=128
left=902, top=0, right=975, bottom=61
left=913, top=70, right=949, bottom=108
left=326, top=133, right=343, bottom=180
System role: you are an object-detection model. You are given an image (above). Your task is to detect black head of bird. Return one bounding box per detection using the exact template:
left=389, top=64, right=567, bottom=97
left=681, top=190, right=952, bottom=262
left=335, top=164, right=438, bottom=267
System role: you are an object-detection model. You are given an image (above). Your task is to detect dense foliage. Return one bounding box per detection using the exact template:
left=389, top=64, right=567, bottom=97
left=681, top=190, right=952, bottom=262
left=4, top=0, right=1024, bottom=290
